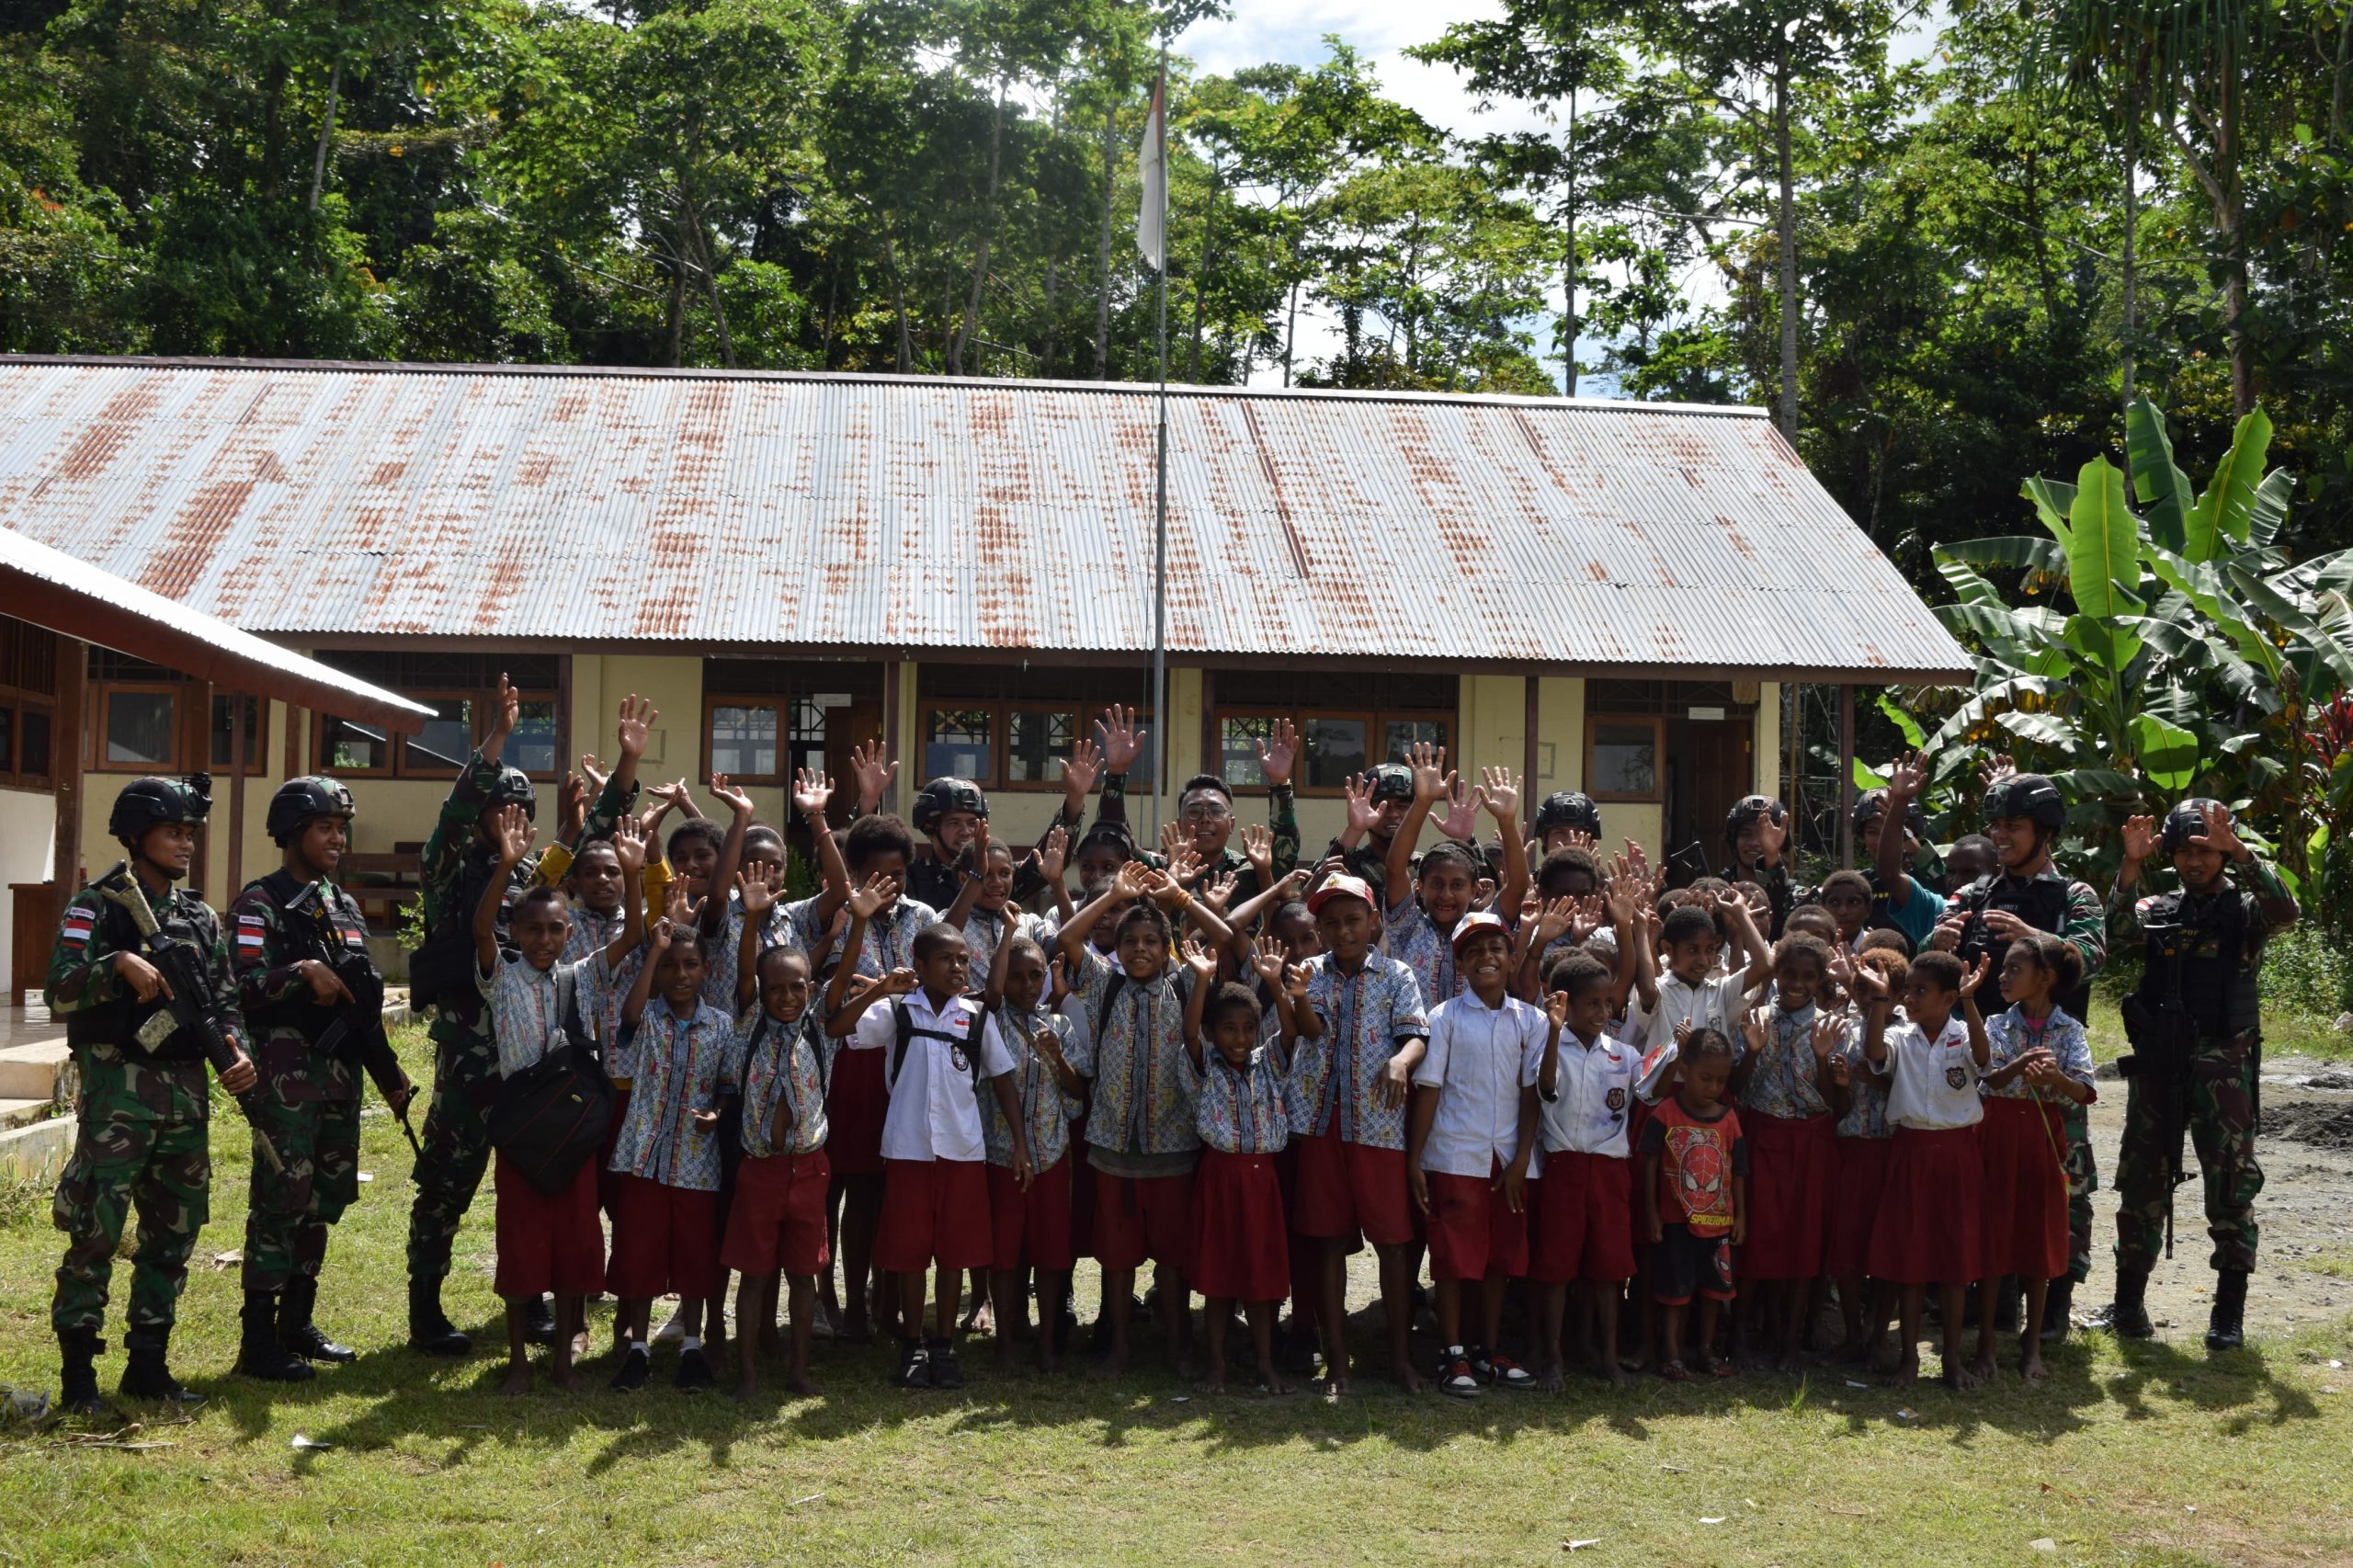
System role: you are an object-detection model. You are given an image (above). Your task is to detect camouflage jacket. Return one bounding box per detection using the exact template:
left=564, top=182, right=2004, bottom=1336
left=47, top=880, right=240, bottom=1120
left=1101, top=773, right=1301, bottom=906
left=230, top=871, right=374, bottom=1103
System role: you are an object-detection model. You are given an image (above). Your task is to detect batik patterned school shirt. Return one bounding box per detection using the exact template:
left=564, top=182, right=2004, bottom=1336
left=1383, top=898, right=1463, bottom=1008
left=729, top=1009, right=831, bottom=1159
left=1739, top=1001, right=1834, bottom=1120
left=1063, top=946, right=1199, bottom=1165
left=706, top=895, right=802, bottom=1015
left=961, top=906, right=1054, bottom=994
left=786, top=894, right=940, bottom=983
left=1292, top=951, right=1430, bottom=1151
left=1982, top=1006, right=2095, bottom=1104
left=556, top=905, right=649, bottom=1073
left=985, top=1002, right=1086, bottom=1171
left=1180, top=1044, right=1294, bottom=1155
left=1832, top=1011, right=1896, bottom=1140
left=608, top=999, right=737, bottom=1190
left=475, top=949, right=611, bottom=1080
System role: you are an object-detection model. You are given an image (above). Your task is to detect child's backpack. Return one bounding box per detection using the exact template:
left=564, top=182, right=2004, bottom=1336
left=486, top=962, right=615, bottom=1196
left=891, top=1000, right=988, bottom=1101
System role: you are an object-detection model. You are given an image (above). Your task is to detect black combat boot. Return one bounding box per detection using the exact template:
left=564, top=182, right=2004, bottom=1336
left=119, top=1325, right=206, bottom=1405
left=56, top=1327, right=107, bottom=1417
left=522, top=1293, right=559, bottom=1346
left=407, top=1275, right=473, bottom=1357
left=238, top=1291, right=316, bottom=1382
left=2040, top=1275, right=2075, bottom=1344
left=2102, top=1268, right=2155, bottom=1339
left=2204, top=1269, right=2248, bottom=1351
left=278, top=1276, right=357, bottom=1364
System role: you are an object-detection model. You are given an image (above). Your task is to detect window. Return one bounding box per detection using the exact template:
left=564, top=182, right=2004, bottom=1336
left=0, top=617, right=58, bottom=789
left=699, top=661, right=886, bottom=785
left=311, top=653, right=564, bottom=780
left=709, top=702, right=779, bottom=779
left=924, top=708, right=995, bottom=782
left=97, top=684, right=178, bottom=770
left=1586, top=716, right=1663, bottom=801
left=912, top=665, right=1161, bottom=791
left=1211, top=668, right=1457, bottom=797
left=210, top=695, right=263, bottom=771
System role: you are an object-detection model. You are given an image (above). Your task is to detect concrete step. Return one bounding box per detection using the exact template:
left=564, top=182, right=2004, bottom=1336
left=0, top=1040, right=71, bottom=1101
left=0, top=1096, right=50, bottom=1131
left=0, top=1113, right=74, bottom=1180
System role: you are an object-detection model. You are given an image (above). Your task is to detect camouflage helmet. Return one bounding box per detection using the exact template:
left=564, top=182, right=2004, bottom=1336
left=481, top=765, right=536, bottom=822
left=1367, top=763, right=1416, bottom=805
left=267, top=776, right=356, bottom=845
left=109, top=773, right=211, bottom=844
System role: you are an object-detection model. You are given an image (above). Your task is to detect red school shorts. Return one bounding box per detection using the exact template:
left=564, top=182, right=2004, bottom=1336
left=1425, top=1161, right=1530, bottom=1283
left=608, top=1172, right=724, bottom=1301
left=825, top=1048, right=888, bottom=1176
left=721, top=1148, right=833, bottom=1278
left=1827, top=1135, right=1893, bottom=1279
left=1866, top=1124, right=1984, bottom=1287
left=1529, top=1151, right=1635, bottom=1285
left=1091, top=1165, right=1196, bottom=1273
left=989, top=1153, right=1076, bottom=1273
left=1292, top=1131, right=1415, bottom=1248
left=1741, top=1109, right=1837, bottom=1282
left=1978, top=1097, right=2070, bottom=1281
left=1189, top=1149, right=1290, bottom=1303
left=493, top=1150, right=605, bottom=1300
left=875, top=1157, right=994, bottom=1274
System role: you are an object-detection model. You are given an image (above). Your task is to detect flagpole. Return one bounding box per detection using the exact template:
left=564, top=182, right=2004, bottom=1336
left=1149, top=39, right=1170, bottom=841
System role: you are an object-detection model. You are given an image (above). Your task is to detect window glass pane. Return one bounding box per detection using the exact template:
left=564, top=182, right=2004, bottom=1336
left=1590, top=722, right=1658, bottom=797
left=0, top=706, right=11, bottom=772
left=506, top=699, right=560, bottom=776
left=105, top=690, right=176, bottom=767
left=1302, top=716, right=1368, bottom=790
left=1006, top=710, right=1075, bottom=784
left=210, top=695, right=261, bottom=769
left=925, top=709, right=994, bottom=783
left=320, top=715, right=387, bottom=773
left=710, top=703, right=779, bottom=779
left=404, top=697, right=474, bottom=775
left=1220, top=715, right=1278, bottom=790
left=19, top=709, right=48, bottom=778
left=1381, top=717, right=1446, bottom=765
left=788, top=696, right=828, bottom=781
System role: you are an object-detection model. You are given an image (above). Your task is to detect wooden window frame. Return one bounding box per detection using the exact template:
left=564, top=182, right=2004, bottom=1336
left=919, top=703, right=1004, bottom=790
left=1214, top=706, right=1452, bottom=798
left=917, top=700, right=1153, bottom=792
left=316, top=684, right=564, bottom=782
left=0, top=696, right=56, bottom=789
left=1585, top=714, right=1665, bottom=802
left=91, top=681, right=184, bottom=774
left=703, top=695, right=790, bottom=786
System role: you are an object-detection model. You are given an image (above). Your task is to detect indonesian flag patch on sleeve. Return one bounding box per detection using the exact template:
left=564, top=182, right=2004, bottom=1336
left=61, top=907, right=96, bottom=949
left=237, top=914, right=267, bottom=950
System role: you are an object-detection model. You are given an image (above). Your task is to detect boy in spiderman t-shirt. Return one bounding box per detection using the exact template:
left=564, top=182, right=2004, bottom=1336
left=1638, top=1028, right=1747, bottom=1381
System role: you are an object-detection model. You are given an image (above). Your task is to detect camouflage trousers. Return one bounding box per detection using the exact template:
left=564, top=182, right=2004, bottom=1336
left=51, top=1054, right=212, bottom=1335
left=2063, top=1100, right=2099, bottom=1285
left=242, top=1090, right=361, bottom=1292
left=2114, top=1030, right=2264, bottom=1275
left=405, top=1027, right=494, bottom=1280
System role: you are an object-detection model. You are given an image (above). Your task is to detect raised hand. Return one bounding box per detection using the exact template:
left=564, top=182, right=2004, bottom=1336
left=738, top=863, right=782, bottom=917
left=1828, top=1052, right=1852, bottom=1087
left=1164, top=845, right=1207, bottom=890
left=1252, top=936, right=1290, bottom=986
left=1568, top=895, right=1607, bottom=942
left=846, top=873, right=900, bottom=921
left=1436, top=777, right=1483, bottom=841
left=1108, top=858, right=1150, bottom=903
left=1885, top=748, right=1927, bottom=802
left=1980, top=752, right=2018, bottom=791
left=1810, top=1014, right=1844, bottom=1062
left=1199, top=871, right=1239, bottom=913
left=1545, top=989, right=1572, bottom=1031
left=1061, top=735, right=1102, bottom=799
left=1037, top=824, right=1070, bottom=886
left=1256, top=718, right=1298, bottom=787
left=1240, top=823, right=1274, bottom=883
left=1742, top=1006, right=1771, bottom=1060
left=1407, top=740, right=1449, bottom=804
left=558, top=771, right=587, bottom=841
left=1672, top=1017, right=1694, bottom=1048
left=577, top=752, right=609, bottom=792
left=881, top=966, right=918, bottom=997
left=792, top=767, right=835, bottom=820
left=648, top=915, right=676, bottom=953
left=1532, top=896, right=1576, bottom=945
left=486, top=672, right=520, bottom=750
left=491, top=802, right=533, bottom=867
left=616, top=693, right=657, bottom=760
left=609, top=813, right=648, bottom=876
left=1959, top=954, right=1992, bottom=999
left=1284, top=960, right=1312, bottom=1000
left=1097, top=705, right=1145, bottom=774
left=1341, top=774, right=1380, bottom=836
left=849, top=739, right=897, bottom=812
left=1180, top=933, right=1218, bottom=983
left=664, top=873, right=696, bottom=928
left=1480, top=767, right=1521, bottom=823
left=1158, top=820, right=1187, bottom=865
left=709, top=772, right=755, bottom=819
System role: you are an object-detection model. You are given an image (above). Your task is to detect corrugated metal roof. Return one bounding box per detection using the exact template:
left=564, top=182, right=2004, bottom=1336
left=0, top=357, right=1972, bottom=679
left=0, top=522, right=435, bottom=729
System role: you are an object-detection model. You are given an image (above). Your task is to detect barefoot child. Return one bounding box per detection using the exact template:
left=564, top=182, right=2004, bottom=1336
left=984, top=934, right=1086, bottom=1373
left=1859, top=949, right=1993, bottom=1389
left=1178, top=938, right=1300, bottom=1395
left=1733, top=936, right=1843, bottom=1373
left=1639, top=1028, right=1745, bottom=1381
left=1531, top=952, right=1639, bottom=1388
left=1974, top=935, right=2093, bottom=1383
left=721, top=946, right=832, bottom=1401
left=1406, top=912, right=1547, bottom=1396
left=1827, top=948, right=1907, bottom=1367
left=473, top=812, right=647, bottom=1394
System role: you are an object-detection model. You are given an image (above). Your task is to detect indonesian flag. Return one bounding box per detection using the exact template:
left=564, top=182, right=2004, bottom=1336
left=1135, top=71, right=1165, bottom=273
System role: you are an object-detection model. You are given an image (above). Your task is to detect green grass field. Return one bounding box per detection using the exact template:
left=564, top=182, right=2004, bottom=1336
left=2, top=1025, right=2348, bottom=1567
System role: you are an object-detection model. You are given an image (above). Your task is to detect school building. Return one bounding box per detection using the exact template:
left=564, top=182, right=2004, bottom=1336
left=0, top=356, right=1970, bottom=983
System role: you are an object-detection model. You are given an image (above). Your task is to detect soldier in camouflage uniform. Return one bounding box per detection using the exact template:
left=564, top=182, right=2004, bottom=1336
left=46, top=774, right=260, bottom=1415
left=228, top=776, right=414, bottom=1381
left=404, top=681, right=649, bottom=1354
left=2106, top=799, right=2297, bottom=1351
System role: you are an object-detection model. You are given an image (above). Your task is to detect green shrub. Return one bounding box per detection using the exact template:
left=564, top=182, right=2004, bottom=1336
left=2264, top=924, right=2353, bottom=1017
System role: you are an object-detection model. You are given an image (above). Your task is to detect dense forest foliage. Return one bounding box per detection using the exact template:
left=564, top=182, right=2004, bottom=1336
left=3, top=0, right=2349, bottom=576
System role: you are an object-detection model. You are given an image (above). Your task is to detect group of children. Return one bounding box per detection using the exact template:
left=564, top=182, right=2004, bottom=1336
left=465, top=708, right=2097, bottom=1400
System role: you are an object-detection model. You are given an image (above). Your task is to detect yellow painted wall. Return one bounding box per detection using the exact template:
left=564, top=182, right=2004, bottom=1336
left=1535, top=676, right=1586, bottom=793
left=1755, top=682, right=1781, bottom=805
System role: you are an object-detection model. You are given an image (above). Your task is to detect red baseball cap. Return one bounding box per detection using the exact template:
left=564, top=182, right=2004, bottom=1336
left=1449, top=910, right=1511, bottom=956
left=1306, top=873, right=1377, bottom=916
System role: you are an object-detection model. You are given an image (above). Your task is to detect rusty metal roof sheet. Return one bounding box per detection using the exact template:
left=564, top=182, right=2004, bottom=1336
left=0, top=358, right=1972, bottom=679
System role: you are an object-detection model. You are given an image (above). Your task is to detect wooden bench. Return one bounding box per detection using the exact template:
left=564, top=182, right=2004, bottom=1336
left=340, top=842, right=426, bottom=936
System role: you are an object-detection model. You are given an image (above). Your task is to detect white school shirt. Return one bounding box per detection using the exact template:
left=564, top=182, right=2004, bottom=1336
left=1873, top=1014, right=1984, bottom=1131
left=854, top=990, right=1015, bottom=1163
left=1411, top=992, right=1547, bottom=1179
left=1536, top=1028, right=1640, bottom=1166
left=1627, top=970, right=1750, bottom=1051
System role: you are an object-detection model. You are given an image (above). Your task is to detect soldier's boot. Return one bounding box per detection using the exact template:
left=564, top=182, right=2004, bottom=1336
left=2039, top=1276, right=2075, bottom=1345
left=119, top=1326, right=206, bottom=1406
left=238, top=1292, right=316, bottom=1382
left=407, top=1275, right=472, bottom=1358
left=522, top=1293, right=558, bottom=1346
left=2100, top=1268, right=2155, bottom=1340
left=2204, top=1269, right=2248, bottom=1352
left=56, top=1328, right=108, bottom=1418
left=278, top=1277, right=357, bottom=1365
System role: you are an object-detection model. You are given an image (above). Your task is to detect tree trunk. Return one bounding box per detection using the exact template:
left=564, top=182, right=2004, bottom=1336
left=1563, top=88, right=1579, bottom=397
left=1773, top=35, right=1800, bottom=443
left=307, top=60, right=341, bottom=212
left=886, top=237, right=914, bottom=373
left=1282, top=277, right=1302, bottom=387
left=665, top=263, right=686, bottom=367
left=951, top=74, right=1008, bottom=378
left=1095, top=97, right=1115, bottom=380
left=1189, top=164, right=1218, bottom=381
left=690, top=209, right=737, bottom=369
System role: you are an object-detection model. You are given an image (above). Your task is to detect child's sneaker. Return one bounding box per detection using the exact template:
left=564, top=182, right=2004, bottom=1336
left=809, top=1300, right=836, bottom=1341
left=1435, top=1346, right=1482, bottom=1399
left=926, top=1339, right=964, bottom=1390
left=609, top=1346, right=651, bottom=1392
left=894, top=1341, right=931, bottom=1390
left=675, top=1346, right=715, bottom=1393
left=1473, top=1347, right=1535, bottom=1391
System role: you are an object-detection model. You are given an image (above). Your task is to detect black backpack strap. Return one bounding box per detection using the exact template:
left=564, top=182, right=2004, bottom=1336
left=892, top=1000, right=914, bottom=1085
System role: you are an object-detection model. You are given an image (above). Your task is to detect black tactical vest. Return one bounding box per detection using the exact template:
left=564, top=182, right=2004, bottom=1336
left=240, top=869, right=379, bottom=1039
left=1952, top=871, right=2093, bottom=1019
left=62, top=894, right=213, bottom=1062
left=2131, top=885, right=2262, bottom=1040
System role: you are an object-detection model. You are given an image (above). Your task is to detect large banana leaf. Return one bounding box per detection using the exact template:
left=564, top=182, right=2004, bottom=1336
left=2063, top=612, right=2142, bottom=676
left=1937, top=556, right=2006, bottom=609
left=2021, top=475, right=2078, bottom=551
left=2126, top=395, right=2193, bottom=553
left=2065, top=455, right=2141, bottom=619
left=1938, top=535, right=2070, bottom=576
left=2226, top=564, right=2353, bottom=691
left=2188, top=405, right=2274, bottom=557
left=2146, top=543, right=2283, bottom=677
left=2247, top=469, right=2295, bottom=549
left=2128, top=712, right=2200, bottom=790
left=1933, top=601, right=2073, bottom=677
left=1923, top=670, right=2060, bottom=752
left=1997, top=708, right=2083, bottom=751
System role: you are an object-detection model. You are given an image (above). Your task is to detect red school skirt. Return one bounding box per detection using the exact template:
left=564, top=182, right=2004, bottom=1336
left=1978, top=1097, right=2070, bottom=1281
left=988, top=1153, right=1076, bottom=1273
left=1742, top=1110, right=1837, bottom=1282
left=494, top=1150, right=605, bottom=1300
left=825, top=1047, right=888, bottom=1176
left=1189, top=1149, right=1290, bottom=1303
left=1866, top=1124, right=1983, bottom=1287
left=1827, top=1135, right=1892, bottom=1279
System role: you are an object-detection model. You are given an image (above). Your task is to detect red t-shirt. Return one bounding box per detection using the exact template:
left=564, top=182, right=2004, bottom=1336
left=1637, top=1098, right=1747, bottom=1236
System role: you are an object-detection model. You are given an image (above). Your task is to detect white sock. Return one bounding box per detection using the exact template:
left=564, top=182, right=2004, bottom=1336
left=681, top=1335, right=703, bottom=1354
left=630, top=1339, right=648, bottom=1356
